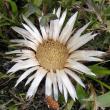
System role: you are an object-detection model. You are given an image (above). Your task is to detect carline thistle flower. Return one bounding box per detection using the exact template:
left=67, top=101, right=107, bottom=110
left=6, top=7, right=105, bottom=102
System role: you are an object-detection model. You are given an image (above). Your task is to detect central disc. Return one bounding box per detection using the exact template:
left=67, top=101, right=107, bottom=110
left=36, top=39, right=69, bottom=71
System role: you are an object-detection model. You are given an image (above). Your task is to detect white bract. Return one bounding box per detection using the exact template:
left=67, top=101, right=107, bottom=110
left=7, top=7, right=105, bottom=102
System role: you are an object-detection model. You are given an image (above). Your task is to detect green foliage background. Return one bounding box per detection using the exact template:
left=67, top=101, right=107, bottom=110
left=0, top=0, right=110, bottom=110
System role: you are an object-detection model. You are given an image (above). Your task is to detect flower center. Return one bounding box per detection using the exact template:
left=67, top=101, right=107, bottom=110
left=36, top=39, right=69, bottom=71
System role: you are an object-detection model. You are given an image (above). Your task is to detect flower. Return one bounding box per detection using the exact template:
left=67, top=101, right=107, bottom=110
left=6, top=7, right=105, bottom=102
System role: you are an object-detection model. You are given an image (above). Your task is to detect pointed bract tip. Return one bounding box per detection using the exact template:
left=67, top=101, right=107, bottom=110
left=82, top=83, right=86, bottom=88
left=14, top=83, right=18, bottom=88
left=11, top=26, right=16, bottom=30
left=74, top=11, right=78, bottom=16
left=90, top=72, right=96, bottom=76
left=87, top=21, right=91, bottom=25
left=22, top=14, right=27, bottom=21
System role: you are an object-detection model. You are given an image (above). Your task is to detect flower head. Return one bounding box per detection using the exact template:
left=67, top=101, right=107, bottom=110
left=6, top=7, right=105, bottom=102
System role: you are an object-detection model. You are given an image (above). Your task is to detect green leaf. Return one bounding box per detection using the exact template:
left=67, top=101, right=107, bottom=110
left=104, top=6, right=110, bottom=16
left=32, top=0, right=42, bottom=7
left=43, top=0, right=57, bottom=9
left=40, top=14, right=57, bottom=26
left=0, top=22, right=11, bottom=27
left=40, top=16, right=49, bottom=26
left=47, top=13, right=57, bottom=20
left=96, top=91, right=110, bottom=107
left=76, top=85, right=88, bottom=102
left=23, top=3, right=42, bottom=17
left=7, top=0, right=18, bottom=16
left=89, top=76, right=110, bottom=90
left=64, top=100, right=74, bottom=110
left=90, top=65, right=110, bottom=76
left=60, top=0, right=73, bottom=8
left=8, top=105, right=17, bottom=110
